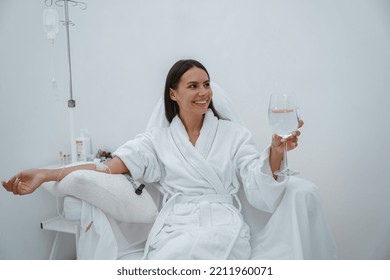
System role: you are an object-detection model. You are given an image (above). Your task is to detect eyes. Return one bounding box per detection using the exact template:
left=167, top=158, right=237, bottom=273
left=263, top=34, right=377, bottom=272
left=187, top=82, right=211, bottom=89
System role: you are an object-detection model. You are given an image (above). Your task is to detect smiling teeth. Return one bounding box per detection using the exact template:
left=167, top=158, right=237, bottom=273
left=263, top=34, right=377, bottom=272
left=194, top=101, right=207, bottom=104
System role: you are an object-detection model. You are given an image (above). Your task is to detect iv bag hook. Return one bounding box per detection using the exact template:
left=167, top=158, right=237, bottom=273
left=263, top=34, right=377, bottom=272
left=45, top=0, right=87, bottom=10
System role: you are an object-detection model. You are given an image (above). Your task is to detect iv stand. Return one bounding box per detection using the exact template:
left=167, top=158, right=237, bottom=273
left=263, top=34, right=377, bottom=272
left=63, top=0, right=75, bottom=109
left=62, top=0, right=77, bottom=163
left=45, top=0, right=87, bottom=163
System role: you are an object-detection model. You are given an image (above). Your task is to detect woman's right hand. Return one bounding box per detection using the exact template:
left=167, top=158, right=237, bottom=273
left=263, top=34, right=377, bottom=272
left=1, top=169, right=46, bottom=195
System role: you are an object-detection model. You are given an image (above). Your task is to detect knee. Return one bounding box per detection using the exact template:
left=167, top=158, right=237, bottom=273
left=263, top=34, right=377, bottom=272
left=286, top=177, right=319, bottom=194
left=284, top=177, right=322, bottom=212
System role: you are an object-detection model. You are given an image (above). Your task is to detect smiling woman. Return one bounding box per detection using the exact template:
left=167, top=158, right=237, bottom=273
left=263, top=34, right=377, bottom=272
left=2, top=58, right=336, bottom=260
left=1, top=0, right=390, bottom=262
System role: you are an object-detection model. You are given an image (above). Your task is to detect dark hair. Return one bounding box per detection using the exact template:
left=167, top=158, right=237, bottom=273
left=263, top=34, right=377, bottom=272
left=164, top=59, right=220, bottom=123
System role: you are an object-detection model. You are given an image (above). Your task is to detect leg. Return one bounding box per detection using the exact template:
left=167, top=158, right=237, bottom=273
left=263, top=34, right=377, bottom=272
left=251, top=177, right=337, bottom=259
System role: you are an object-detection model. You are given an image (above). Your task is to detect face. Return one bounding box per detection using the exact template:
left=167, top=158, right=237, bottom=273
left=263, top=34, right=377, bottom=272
left=170, top=66, right=213, bottom=120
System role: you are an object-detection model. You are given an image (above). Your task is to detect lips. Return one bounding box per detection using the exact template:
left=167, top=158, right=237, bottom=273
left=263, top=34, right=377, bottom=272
left=193, top=100, right=208, bottom=104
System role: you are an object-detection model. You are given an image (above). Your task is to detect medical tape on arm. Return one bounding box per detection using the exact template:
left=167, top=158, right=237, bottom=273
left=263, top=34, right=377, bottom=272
left=95, top=162, right=112, bottom=174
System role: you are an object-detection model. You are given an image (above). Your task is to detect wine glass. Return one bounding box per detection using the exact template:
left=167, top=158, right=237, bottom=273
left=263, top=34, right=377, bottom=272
left=268, top=93, right=300, bottom=176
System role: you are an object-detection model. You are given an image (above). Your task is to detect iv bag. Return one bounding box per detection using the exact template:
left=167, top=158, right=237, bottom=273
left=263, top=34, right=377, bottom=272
left=43, top=8, right=59, bottom=41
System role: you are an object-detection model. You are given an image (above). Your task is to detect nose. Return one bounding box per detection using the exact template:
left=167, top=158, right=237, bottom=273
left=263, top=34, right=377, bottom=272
left=199, top=86, right=211, bottom=97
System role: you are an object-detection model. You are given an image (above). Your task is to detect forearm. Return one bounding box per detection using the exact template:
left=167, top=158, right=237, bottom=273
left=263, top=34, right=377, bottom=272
left=41, top=156, right=129, bottom=183
left=41, top=164, right=98, bottom=182
left=269, top=147, right=283, bottom=180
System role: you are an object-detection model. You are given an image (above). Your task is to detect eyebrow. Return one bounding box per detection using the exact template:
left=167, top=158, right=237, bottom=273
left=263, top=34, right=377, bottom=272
left=186, top=80, right=210, bottom=85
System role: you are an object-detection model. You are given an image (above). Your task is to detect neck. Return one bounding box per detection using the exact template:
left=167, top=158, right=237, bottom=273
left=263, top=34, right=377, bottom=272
left=179, top=113, right=205, bottom=145
left=179, top=113, right=204, bottom=133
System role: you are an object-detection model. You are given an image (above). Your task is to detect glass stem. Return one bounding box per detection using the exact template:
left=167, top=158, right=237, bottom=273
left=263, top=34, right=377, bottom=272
left=283, top=141, right=288, bottom=171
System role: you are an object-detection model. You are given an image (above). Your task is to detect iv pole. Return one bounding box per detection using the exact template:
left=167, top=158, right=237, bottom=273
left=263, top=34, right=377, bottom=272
left=63, top=0, right=77, bottom=163
left=45, top=0, right=87, bottom=163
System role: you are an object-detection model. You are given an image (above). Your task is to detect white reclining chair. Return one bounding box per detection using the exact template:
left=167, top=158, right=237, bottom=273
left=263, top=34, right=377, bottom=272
left=41, top=83, right=337, bottom=260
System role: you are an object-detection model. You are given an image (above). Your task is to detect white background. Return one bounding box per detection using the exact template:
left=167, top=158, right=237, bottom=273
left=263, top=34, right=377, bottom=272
left=0, top=0, right=389, bottom=259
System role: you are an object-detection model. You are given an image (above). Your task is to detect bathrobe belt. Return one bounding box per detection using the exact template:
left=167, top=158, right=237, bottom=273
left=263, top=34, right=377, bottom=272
left=174, top=193, right=233, bottom=204
left=142, top=193, right=242, bottom=259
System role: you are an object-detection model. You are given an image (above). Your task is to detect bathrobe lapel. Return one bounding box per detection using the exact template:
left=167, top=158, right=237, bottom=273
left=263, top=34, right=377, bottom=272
left=170, top=110, right=227, bottom=194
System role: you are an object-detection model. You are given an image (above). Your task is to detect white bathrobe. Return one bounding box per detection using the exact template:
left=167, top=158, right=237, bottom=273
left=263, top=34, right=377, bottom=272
left=113, top=109, right=304, bottom=259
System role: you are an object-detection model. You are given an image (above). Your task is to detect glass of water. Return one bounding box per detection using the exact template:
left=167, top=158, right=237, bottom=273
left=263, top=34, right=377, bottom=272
left=268, top=93, right=300, bottom=176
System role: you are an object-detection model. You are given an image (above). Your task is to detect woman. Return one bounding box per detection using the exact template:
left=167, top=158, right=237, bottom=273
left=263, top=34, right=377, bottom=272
left=3, top=59, right=304, bottom=259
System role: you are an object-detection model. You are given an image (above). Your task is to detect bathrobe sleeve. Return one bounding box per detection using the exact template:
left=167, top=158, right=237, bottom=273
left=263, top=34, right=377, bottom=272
left=233, top=126, right=288, bottom=213
left=112, top=131, right=162, bottom=183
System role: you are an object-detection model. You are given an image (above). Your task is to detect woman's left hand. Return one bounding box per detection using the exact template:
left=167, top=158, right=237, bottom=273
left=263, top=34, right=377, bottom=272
left=271, top=120, right=304, bottom=155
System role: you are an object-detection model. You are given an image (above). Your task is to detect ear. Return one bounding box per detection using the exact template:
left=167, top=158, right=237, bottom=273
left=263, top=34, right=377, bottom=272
left=170, top=89, right=177, bottom=101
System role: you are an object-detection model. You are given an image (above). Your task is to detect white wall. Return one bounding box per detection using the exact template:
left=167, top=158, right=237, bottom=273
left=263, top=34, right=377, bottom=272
left=1, top=0, right=389, bottom=259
